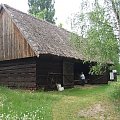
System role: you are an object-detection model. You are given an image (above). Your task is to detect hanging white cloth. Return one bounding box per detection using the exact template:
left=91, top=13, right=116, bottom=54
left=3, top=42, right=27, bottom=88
left=110, top=72, right=114, bottom=80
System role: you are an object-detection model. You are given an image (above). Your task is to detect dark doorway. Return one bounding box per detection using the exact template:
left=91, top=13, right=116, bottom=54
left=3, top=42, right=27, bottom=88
left=74, top=61, right=91, bottom=84
left=63, top=61, right=74, bottom=88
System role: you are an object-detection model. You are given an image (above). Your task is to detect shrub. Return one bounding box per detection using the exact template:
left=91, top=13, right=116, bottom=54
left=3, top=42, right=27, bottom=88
left=108, top=81, right=120, bottom=111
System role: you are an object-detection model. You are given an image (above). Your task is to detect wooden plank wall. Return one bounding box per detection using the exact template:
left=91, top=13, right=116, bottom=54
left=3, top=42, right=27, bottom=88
left=36, top=55, right=75, bottom=89
left=0, top=9, right=36, bottom=61
left=0, top=57, right=37, bottom=89
left=36, top=55, right=63, bottom=89
left=63, top=61, right=74, bottom=87
left=88, top=73, right=109, bottom=84
left=0, top=10, right=3, bottom=59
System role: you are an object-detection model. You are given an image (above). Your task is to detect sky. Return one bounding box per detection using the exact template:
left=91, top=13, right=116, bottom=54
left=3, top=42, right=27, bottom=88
left=0, top=0, right=81, bottom=30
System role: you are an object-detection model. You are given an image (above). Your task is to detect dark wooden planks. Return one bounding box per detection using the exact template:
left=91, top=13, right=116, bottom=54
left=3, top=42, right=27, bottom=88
left=36, top=55, right=75, bottom=89
left=36, top=56, right=63, bottom=89
left=63, top=61, right=74, bottom=87
left=0, top=57, right=37, bottom=89
left=88, top=74, right=109, bottom=84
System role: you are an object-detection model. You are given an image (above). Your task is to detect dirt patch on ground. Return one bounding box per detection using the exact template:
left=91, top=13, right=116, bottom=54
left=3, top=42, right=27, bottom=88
left=78, top=103, right=120, bottom=120
left=78, top=103, right=106, bottom=119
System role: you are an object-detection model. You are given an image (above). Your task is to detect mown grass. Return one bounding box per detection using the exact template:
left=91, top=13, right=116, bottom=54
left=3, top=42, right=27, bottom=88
left=0, top=78, right=120, bottom=120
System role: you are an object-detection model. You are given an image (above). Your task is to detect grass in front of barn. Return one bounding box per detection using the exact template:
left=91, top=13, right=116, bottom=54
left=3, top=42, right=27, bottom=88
left=0, top=88, right=60, bottom=120
left=52, top=84, right=120, bottom=120
left=0, top=78, right=120, bottom=120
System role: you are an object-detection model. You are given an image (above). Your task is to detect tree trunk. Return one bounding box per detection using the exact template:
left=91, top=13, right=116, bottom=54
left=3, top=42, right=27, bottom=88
left=111, top=0, right=120, bottom=41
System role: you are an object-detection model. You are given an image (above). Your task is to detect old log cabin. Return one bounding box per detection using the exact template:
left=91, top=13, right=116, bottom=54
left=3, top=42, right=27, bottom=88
left=0, top=4, right=109, bottom=90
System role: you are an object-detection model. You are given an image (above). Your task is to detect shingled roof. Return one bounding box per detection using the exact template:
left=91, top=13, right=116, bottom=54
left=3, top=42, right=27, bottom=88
left=0, top=4, right=85, bottom=60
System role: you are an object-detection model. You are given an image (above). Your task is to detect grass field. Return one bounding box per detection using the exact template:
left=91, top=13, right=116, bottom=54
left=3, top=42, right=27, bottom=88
left=0, top=79, right=120, bottom=120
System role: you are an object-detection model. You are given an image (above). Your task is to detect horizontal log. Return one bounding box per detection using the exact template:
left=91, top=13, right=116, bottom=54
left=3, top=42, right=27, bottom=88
left=0, top=63, right=36, bottom=71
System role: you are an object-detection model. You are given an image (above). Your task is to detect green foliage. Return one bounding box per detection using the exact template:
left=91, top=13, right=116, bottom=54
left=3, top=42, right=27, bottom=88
left=87, top=3, right=119, bottom=63
left=115, top=63, right=120, bottom=74
left=28, top=0, right=55, bottom=24
left=58, top=23, right=63, bottom=28
left=71, top=0, right=119, bottom=74
left=89, top=63, right=106, bottom=75
left=108, top=77, right=120, bottom=111
left=109, top=82, right=120, bottom=99
left=87, top=3, right=119, bottom=73
left=105, top=0, right=120, bottom=41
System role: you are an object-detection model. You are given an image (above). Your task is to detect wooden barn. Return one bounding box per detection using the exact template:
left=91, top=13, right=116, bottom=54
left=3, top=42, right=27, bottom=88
left=0, top=4, right=110, bottom=90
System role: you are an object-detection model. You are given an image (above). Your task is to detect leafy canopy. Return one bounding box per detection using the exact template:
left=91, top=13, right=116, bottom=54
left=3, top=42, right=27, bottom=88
left=28, top=0, right=56, bottom=24
left=71, top=0, right=119, bottom=74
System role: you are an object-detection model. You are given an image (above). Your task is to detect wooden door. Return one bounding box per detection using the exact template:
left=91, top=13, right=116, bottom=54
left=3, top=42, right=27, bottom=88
left=63, top=61, right=74, bottom=87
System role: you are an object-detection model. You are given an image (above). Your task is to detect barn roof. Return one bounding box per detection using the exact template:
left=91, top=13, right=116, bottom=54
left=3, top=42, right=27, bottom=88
left=0, top=4, right=85, bottom=60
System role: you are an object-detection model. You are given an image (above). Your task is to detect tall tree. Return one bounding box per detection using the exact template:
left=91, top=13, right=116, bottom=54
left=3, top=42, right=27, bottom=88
left=105, top=0, right=120, bottom=41
left=87, top=3, right=118, bottom=73
left=71, top=0, right=119, bottom=74
left=28, top=0, right=55, bottom=24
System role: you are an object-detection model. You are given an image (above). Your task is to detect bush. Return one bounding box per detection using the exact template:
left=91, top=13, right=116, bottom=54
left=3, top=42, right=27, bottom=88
left=108, top=81, right=120, bottom=111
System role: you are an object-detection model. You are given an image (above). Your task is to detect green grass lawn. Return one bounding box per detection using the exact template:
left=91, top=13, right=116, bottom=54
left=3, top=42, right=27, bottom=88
left=0, top=79, right=120, bottom=120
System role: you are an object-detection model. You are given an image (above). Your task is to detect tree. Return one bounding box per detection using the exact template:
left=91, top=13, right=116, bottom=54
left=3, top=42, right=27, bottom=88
left=87, top=6, right=118, bottom=73
left=58, top=23, right=63, bottom=28
left=28, top=0, right=56, bottom=24
left=104, top=0, right=120, bottom=72
left=71, top=0, right=119, bottom=74
left=105, top=0, right=120, bottom=41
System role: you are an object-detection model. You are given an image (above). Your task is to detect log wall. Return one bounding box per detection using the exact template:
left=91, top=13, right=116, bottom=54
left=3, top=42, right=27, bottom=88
left=0, top=9, right=36, bottom=61
left=36, top=55, right=63, bottom=89
left=36, top=55, right=74, bottom=89
left=0, top=57, right=37, bottom=89
left=63, top=61, right=74, bottom=88
left=88, top=74, right=109, bottom=84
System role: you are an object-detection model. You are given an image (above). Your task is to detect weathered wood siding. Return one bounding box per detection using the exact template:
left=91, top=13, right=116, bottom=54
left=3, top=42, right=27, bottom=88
left=88, top=74, right=109, bottom=84
left=36, top=55, right=63, bottom=89
left=36, top=55, right=74, bottom=89
left=63, top=61, right=74, bottom=87
left=0, top=57, right=37, bottom=89
left=0, top=9, right=36, bottom=61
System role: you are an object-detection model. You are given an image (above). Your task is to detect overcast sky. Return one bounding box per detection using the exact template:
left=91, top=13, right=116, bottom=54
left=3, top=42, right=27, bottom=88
left=0, top=0, right=82, bottom=30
